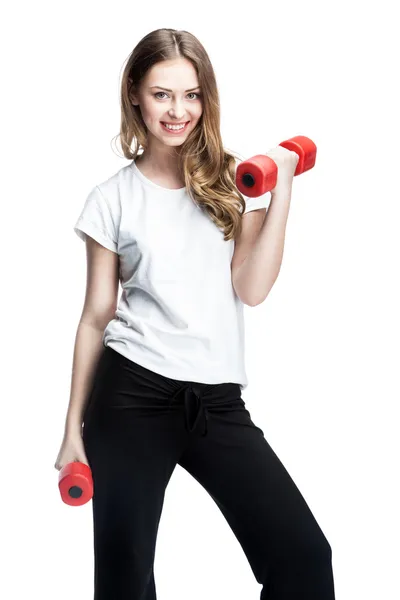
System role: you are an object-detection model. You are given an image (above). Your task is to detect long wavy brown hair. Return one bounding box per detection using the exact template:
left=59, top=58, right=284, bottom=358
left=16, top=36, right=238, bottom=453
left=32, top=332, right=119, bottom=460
left=114, top=28, right=247, bottom=241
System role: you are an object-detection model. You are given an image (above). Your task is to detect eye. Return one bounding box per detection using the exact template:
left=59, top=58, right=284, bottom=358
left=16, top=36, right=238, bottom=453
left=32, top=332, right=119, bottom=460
left=154, top=92, right=201, bottom=100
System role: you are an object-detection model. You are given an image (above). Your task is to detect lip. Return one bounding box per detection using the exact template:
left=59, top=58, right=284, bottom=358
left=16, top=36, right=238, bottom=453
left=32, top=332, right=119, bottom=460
left=160, top=121, right=190, bottom=134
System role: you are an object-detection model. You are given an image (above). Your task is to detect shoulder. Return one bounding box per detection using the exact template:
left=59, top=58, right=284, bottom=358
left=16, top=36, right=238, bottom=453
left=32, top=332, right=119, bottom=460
left=95, top=163, right=133, bottom=218
left=96, top=163, right=131, bottom=198
left=74, top=164, right=131, bottom=249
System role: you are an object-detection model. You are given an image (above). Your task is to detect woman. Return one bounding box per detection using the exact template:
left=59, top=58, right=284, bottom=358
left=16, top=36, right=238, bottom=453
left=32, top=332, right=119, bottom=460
left=54, top=28, right=335, bottom=600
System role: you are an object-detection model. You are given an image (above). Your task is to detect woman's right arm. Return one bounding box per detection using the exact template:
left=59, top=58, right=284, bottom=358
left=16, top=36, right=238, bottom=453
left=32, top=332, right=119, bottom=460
left=64, top=321, right=109, bottom=437
left=64, top=235, right=120, bottom=438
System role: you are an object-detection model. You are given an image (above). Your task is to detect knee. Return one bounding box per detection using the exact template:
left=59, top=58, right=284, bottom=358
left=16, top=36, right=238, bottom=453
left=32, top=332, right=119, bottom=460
left=278, top=531, right=332, bottom=568
left=299, top=534, right=333, bottom=566
left=315, top=537, right=332, bottom=563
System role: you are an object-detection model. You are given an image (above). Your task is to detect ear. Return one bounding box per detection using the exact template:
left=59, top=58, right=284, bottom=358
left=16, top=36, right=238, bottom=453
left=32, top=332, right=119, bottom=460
left=128, top=77, right=139, bottom=106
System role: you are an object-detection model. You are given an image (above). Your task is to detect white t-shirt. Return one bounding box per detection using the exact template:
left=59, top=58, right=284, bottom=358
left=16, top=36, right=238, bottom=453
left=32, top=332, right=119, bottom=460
left=74, top=159, right=271, bottom=390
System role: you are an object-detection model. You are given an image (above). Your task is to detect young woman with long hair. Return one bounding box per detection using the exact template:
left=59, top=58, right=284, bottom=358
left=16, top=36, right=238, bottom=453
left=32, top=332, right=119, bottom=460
left=55, top=28, right=335, bottom=600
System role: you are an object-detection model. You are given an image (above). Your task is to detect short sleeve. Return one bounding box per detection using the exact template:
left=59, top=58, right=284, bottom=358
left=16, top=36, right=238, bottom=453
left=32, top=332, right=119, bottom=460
left=234, top=157, right=272, bottom=215
left=242, top=189, right=272, bottom=214
left=73, top=185, right=118, bottom=253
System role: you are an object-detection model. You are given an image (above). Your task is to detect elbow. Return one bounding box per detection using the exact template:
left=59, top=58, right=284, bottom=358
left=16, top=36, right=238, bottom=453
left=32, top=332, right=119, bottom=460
left=246, top=278, right=279, bottom=307
left=80, top=306, right=117, bottom=331
left=236, top=287, right=268, bottom=307
left=247, top=295, right=267, bottom=307
left=240, top=291, right=267, bottom=307
left=234, top=269, right=279, bottom=307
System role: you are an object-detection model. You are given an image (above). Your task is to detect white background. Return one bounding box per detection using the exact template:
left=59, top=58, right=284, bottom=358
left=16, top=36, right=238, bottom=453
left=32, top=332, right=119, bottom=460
left=1, top=1, right=399, bottom=598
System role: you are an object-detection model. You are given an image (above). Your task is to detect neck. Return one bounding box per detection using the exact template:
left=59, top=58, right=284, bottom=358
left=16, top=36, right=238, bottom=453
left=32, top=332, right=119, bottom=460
left=137, top=148, right=182, bottom=177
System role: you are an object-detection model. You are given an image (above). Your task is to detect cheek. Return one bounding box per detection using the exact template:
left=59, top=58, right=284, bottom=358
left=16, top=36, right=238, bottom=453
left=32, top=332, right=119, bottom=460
left=194, top=104, right=203, bottom=118
left=141, top=101, right=160, bottom=120
left=193, top=112, right=202, bottom=126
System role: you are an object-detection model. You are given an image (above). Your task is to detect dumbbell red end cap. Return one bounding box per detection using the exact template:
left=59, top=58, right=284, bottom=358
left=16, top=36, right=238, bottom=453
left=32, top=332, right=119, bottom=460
left=279, top=135, right=317, bottom=176
left=236, top=155, right=278, bottom=198
left=58, top=461, right=93, bottom=506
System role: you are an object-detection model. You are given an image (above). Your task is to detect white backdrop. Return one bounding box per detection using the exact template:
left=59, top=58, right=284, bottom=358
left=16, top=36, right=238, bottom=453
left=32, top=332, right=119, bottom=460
left=1, top=1, right=399, bottom=599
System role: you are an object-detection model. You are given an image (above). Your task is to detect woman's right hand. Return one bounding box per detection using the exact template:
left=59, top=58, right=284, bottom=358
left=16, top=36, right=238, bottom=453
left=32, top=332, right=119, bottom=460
left=54, top=428, right=90, bottom=471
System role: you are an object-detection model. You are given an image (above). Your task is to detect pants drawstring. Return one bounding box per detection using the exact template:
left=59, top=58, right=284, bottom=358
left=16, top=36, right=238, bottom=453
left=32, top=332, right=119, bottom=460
left=169, top=384, right=209, bottom=436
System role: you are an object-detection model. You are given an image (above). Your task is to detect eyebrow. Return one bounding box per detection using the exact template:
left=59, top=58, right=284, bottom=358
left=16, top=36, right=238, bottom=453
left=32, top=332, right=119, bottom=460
left=150, top=86, right=201, bottom=92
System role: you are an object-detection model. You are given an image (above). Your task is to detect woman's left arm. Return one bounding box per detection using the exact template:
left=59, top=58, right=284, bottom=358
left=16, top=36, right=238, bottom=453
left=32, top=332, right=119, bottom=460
left=233, top=183, right=293, bottom=306
left=234, top=146, right=299, bottom=306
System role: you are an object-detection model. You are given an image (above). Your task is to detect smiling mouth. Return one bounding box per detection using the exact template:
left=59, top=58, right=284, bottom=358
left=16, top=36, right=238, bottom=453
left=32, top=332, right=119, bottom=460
left=160, top=121, right=190, bottom=132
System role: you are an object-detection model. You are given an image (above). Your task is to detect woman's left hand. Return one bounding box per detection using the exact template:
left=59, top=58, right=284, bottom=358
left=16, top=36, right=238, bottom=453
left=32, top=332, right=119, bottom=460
left=265, top=146, right=299, bottom=194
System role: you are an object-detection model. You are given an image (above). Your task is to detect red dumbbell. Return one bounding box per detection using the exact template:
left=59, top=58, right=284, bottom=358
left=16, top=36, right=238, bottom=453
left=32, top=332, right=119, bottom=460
left=236, top=135, right=317, bottom=198
left=58, top=461, right=93, bottom=506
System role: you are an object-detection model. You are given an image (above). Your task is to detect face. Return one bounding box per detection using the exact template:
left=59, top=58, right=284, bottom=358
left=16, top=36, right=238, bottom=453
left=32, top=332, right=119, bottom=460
left=130, top=58, right=203, bottom=148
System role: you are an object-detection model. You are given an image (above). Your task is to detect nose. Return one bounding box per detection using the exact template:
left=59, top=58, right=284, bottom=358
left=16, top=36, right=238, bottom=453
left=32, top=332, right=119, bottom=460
left=169, top=100, right=186, bottom=121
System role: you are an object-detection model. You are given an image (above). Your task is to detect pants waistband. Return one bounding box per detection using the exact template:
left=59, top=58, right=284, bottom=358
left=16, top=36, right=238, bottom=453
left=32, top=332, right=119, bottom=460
left=102, top=346, right=241, bottom=437
left=168, top=381, right=241, bottom=437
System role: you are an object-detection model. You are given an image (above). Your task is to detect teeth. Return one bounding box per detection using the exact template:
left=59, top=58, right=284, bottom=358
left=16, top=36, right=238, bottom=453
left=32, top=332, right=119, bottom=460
left=163, top=122, right=186, bottom=130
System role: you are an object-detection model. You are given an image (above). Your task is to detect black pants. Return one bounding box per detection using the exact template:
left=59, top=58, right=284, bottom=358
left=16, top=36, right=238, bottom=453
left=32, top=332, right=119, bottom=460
left=82, top=346, right=335, bottom=600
